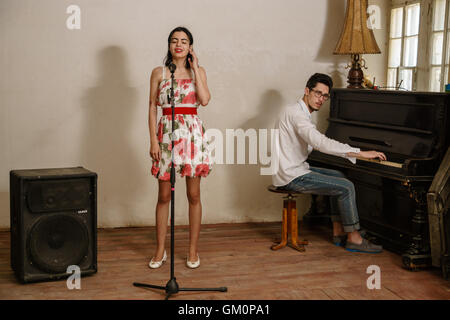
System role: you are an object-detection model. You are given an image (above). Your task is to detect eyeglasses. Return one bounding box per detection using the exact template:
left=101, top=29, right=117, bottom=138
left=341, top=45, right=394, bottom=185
left=310, top=89, right=330, bottom=101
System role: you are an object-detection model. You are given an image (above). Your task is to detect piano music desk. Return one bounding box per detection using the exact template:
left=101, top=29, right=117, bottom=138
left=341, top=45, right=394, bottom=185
left=268, top=185, right=309, bottom=252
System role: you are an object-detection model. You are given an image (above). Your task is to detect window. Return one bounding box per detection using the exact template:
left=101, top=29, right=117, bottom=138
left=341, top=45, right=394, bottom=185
left=387, top=3, right=421, bottom=90
left=429, top=0, right=450, bottom=91
left=387, top=0, right=450, bottom=92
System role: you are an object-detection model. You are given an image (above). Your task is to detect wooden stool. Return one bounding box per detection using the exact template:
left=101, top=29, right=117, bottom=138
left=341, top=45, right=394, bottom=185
left=268, top=185, right=309, bottom=252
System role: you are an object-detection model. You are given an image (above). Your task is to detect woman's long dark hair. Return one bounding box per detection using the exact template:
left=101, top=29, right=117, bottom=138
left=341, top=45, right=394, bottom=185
left=164, top=26, right=194, bottom=69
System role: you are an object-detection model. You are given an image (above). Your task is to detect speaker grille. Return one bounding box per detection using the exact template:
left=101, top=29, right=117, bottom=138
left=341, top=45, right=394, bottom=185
left=27, top=179, right=90, bottom=213
left=28, top=213, right=89, bottom=273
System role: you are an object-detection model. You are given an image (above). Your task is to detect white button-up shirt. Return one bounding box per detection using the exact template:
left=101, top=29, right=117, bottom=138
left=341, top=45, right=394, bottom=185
left=272, top=99, right=360, bottom=186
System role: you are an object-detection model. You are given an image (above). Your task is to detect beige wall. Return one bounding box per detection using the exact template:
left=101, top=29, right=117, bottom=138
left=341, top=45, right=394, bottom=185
left=0, top=0, right=389, bottom=228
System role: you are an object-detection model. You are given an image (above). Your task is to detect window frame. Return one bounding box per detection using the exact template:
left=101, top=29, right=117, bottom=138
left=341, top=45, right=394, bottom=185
left=429, top=0, right=450, bottom=91
left=387, top=0, right=450, bottom=92
left=387, top=1, right=421, bottom=90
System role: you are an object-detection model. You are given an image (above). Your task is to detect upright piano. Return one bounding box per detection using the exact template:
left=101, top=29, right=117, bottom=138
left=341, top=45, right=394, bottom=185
left=307, top=88, right=450, bottom=270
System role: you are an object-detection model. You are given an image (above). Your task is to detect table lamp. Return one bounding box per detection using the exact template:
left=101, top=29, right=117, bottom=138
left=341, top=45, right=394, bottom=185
left=334, top=0, right=381, bottom=88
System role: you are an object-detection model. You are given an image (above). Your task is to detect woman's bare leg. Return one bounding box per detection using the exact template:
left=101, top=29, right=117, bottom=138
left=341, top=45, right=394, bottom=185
left=153, top=180, right=171, bottom=261
left=186, top=177, right=202, bottom=262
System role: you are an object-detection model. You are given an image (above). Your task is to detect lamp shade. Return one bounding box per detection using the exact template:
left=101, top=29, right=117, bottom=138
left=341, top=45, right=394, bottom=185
left=334, top=0, right=381, bottom=54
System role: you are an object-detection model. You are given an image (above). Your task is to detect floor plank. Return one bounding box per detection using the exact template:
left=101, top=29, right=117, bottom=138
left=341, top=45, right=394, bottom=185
left=0, top=222, right=449, bottom=300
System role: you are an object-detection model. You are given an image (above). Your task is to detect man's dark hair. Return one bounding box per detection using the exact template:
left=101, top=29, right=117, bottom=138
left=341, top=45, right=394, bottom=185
left=306, top=73, right=333, bottom=91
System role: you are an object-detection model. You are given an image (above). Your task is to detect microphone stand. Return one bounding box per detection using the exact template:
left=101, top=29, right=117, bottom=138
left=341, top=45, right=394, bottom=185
left=133, top=63, right=227, bottom=300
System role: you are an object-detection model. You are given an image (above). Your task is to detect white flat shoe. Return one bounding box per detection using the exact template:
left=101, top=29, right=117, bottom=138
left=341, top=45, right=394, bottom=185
left=149, top=250, right=167, bottom=269
left=186, top=254, right=200, bottom=269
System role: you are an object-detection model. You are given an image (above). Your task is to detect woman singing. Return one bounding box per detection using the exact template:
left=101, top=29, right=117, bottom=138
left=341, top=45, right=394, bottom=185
left=148, top=27, right=212, bottom=269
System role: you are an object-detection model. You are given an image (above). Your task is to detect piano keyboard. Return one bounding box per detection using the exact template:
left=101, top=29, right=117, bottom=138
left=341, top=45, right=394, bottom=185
left=356, top=157, right=403, bottom=168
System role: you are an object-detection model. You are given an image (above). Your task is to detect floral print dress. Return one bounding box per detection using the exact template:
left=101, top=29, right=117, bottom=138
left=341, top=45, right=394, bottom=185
left=151, top=66, right=212, bottom=181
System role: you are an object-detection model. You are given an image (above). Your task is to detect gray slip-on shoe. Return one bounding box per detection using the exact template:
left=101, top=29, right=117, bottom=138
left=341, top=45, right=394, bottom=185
left=345, top=238, right=383, bottom=253
left=359, top=229, right=370, bottom=239
left=332, top=234, right=347, bottom=247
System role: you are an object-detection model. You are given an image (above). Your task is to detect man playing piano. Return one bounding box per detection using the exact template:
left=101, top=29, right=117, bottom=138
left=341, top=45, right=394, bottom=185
left=272, top=73, right=386, bottom=253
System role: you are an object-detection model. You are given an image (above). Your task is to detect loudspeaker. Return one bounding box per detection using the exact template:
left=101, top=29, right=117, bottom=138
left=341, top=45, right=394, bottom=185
left=10, top=167, right=97, bottom=283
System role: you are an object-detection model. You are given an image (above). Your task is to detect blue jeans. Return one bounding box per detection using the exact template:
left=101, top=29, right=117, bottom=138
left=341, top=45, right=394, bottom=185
left=284, top=166, right=360, bottom=232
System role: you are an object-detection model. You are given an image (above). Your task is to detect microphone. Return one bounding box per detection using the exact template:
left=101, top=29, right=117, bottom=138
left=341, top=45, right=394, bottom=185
left=168, top=62, right=176, bottom=74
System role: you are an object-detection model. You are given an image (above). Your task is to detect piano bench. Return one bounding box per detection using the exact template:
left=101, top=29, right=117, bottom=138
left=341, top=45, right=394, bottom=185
left=267, top=185, right=309, bottom=252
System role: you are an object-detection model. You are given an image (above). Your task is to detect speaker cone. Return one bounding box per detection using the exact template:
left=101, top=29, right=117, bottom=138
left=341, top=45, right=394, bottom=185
left=28, top=213, right=89, bottom=273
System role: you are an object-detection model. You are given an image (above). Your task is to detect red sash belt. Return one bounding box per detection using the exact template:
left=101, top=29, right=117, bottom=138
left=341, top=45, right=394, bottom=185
left=162, top=107, right=197, bottom=116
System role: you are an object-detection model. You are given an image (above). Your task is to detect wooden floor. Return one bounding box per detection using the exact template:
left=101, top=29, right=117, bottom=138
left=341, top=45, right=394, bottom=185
left=0, top=222, right=449, bottom=300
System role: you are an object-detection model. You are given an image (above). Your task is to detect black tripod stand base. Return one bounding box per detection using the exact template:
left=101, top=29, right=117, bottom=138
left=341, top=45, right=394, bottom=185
left=166, top=278, right=179, bottom=294
left=133, top=277, right=227, bottom=299
left=133, top=282, right=166, bottom=291
left=133, top=279, right=178, bottom=300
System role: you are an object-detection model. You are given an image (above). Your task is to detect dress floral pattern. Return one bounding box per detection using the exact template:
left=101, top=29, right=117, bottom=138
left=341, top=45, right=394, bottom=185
left=151, top=67, right=212, bottom=181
